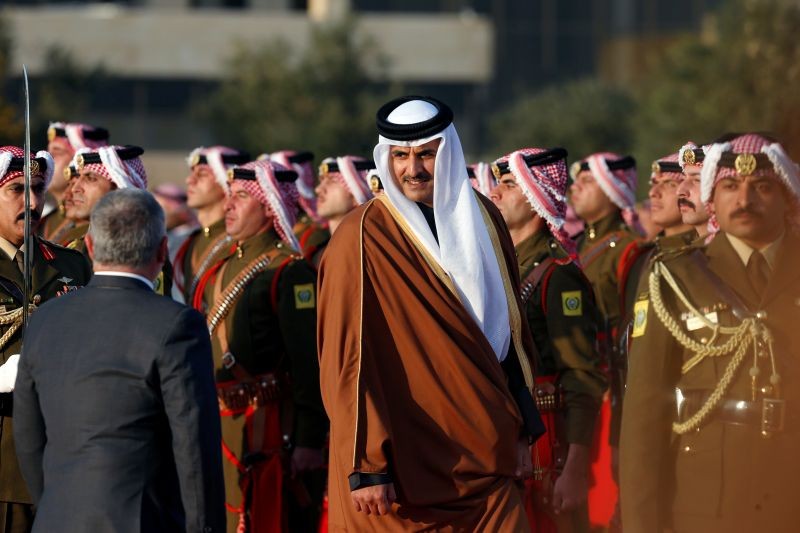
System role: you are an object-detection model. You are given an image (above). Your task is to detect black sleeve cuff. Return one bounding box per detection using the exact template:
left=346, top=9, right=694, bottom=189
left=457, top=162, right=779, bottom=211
left=501, top=350, right=546, bottom=443
left=349, top=472, right=392, bottom=491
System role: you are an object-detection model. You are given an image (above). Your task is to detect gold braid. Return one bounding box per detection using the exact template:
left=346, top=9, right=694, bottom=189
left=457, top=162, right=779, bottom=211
left=648, top=261, right=770, bottom=434
left=0, top=305, right=37, bottom=352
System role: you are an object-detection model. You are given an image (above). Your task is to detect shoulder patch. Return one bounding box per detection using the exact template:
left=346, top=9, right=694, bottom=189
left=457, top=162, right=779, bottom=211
left=293, top=283, right=315, bottom=309
left=561, top=290, right=582, bottom=316
left=632, top=298, right=649, bottom=338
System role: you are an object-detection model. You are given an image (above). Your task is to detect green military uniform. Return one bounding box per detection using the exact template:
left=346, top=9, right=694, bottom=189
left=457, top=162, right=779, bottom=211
left=0, top=237, right=92, bottom=529
left=620, top=231, right=800, bottom=532
left=576, top=210, right=639, bottom=335
left=517, top=231, right=606, bottom=531
left=201, top=228, right=327, bottom=533
left=176, top=219, right=231, bottom=304
left=293, top=214, right=330, bottom=266
left=518, top=231, right=607, bottom=445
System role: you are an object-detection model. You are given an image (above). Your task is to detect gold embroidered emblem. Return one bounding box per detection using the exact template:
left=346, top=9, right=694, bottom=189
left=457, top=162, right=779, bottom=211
left=294, top=283, right=315, bottom=309
left=735, top=153, right=757, bottom=176
left=632, top=299, right=649, bottom=338
left=561, top=291, right=582, bottom=316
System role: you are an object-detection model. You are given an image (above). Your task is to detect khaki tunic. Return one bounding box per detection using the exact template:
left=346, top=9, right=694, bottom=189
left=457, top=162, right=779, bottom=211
left=620, top=231, right=800, bottom=533
left=177, top=219, right=231, bottom=304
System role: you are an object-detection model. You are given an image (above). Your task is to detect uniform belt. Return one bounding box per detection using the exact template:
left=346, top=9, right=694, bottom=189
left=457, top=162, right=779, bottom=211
left=216, top=372, right=286, bottom=412
left=534, top=379, right=565, bottom=413
left=678, top=390, right=793, bottom=432
left=0, top=392, right=11, bottom=417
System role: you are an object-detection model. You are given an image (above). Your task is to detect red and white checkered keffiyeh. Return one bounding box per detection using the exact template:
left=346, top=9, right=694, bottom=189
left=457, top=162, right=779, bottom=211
left=237, top=160, right=301, bottom=251
left=701, top=133, right=800, bottom=204
left=186, top=145, right=242, bottom=194
left=495, top=148, right=577, bottom=258
left=71, top=146, right=147, bottom=190
left=469, top=162, right=495, bottom=196
left=49, top=122, right=108, bottom=151
left=577, top=151, right=642, bottom=235
left=269, top=150, right=320, bottom=222
left=320, top=156, right=373, bottom=205
left=0, top=146, right=55, bottom=188
left=652, top=152, right=683, bottom=181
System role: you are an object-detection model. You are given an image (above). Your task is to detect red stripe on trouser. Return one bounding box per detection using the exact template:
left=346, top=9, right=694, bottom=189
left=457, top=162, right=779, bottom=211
left=588, top=394, right=617, bottom=526
left=524, top=376, right=559, bottom=533
left=222, top=403, right=285, bottom=533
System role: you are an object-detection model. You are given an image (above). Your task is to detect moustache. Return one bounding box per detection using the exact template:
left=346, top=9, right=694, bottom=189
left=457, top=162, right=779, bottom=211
left=677, top=198, right=695, bottom=210
left=730, top=207, right=762, bottom=219
left=16, top=212, right=41, bottom=223
left=402, top=173, right=433, bottom=182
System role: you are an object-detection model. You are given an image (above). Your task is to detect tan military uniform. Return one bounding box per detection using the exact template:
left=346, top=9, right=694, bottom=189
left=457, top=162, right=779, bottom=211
left=621, top=231, right=800, bottom=533
left=517, top=231, right=606, bottom=531
left=293, top=215, right=329, bottom=266
left=576, top=211, right=639, bottom=334
left=0, top=237, right=91, bottom=528
left=200, top=228, right=326, bottom=533
left=175, top=219, right=231, bottom=305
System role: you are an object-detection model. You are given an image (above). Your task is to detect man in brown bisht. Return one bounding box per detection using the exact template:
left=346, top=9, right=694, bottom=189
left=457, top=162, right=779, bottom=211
left=318, top=95, right=544, bottom=531
left=174, top=146, right=249, bottom=304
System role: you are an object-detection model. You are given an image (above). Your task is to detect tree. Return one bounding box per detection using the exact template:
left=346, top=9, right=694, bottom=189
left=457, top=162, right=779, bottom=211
left=0, top=17, right=22, bottom=145
left=198, top=19, right=389, bottom=160
left=632, top=0, right=800, bottom=160
left=487, top=79, right=637, bottom=163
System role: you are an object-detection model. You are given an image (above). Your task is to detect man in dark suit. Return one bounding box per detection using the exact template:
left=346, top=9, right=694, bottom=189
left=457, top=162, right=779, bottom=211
left=13, top=189, right=225, bottom=533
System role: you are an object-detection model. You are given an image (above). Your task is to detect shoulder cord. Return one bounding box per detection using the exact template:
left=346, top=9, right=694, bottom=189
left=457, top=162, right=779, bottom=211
left=648, top=260, right=778, bottom=434
left=0, top=306, right=33, bottom=351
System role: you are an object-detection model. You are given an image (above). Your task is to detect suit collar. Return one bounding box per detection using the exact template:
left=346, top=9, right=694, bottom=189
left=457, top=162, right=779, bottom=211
left=89, top=273, right=153, bottom=291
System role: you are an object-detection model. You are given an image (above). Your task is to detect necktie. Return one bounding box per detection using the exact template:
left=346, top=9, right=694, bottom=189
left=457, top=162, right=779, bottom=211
left=13, top=250, right=24, bottom=274
left=746, top=250, right=770, bottom=296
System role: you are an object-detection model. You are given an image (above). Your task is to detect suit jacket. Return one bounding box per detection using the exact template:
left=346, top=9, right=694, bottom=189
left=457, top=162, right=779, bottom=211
left=13, top=274, right=225, bottom=533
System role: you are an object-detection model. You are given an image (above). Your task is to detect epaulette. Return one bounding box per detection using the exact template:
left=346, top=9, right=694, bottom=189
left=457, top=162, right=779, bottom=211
left=38, top=238, right=83, bottom=261
left=653, top=241, right=704, bottom=264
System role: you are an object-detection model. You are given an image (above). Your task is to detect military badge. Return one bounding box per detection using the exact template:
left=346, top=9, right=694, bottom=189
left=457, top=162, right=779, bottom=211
left=561, top=291, right=582, bottom=316
left=294, top=283, right=315, bottom=309
left=632, top=299, right=649, bottom=338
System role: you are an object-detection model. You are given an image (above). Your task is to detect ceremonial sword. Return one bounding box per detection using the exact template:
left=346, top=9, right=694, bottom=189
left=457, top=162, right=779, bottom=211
left=22, top=65, right=32, bottom=336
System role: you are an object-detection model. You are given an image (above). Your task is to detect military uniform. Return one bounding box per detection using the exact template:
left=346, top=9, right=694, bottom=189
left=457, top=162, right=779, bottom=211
left=610, top=228, right=697, bottom=445
left=174, top=219, right=232, bottom=305
left=293, top=214, right=329, bottom=266
left=0, top=237, right=91, bottom=529
left=38, top=198, right=68, bottom=241
left=200, top=228, right=327, bottom=533
left=576, top=211, right=639, bottom=335
left=517, top=231, right=606, bottom=532
left=620, top=231, right=800, bottom=533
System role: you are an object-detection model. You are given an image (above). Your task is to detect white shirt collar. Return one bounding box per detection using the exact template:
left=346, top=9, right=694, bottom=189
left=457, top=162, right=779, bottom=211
left=94, top=271, right=155, bottom=291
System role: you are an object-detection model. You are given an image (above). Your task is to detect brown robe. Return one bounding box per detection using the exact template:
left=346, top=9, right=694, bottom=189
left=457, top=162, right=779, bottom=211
left=318, top=194, right=536, bottom=532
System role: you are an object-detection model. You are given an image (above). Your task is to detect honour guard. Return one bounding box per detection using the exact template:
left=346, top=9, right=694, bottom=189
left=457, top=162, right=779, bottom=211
left=311, top=155, right=374, bottom=267
left=41, top=122, right=109, bottom=241
left=0, top=146, right=92, bottom=532
left=195, top=159, right=327, bottom=533
left=491, top=147, right=606, bottom=532
left=61, top=145, right=172, bottom=296
left=677, top=141, right=712, bottom=239
left=621, top=133, right=800, bottom=533
left=268, top=150, right=330, bottom=260
left=174, top=146, right=249, bottom=304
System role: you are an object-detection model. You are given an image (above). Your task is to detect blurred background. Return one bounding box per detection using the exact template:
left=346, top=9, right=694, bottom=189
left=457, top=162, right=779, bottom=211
left=1, top=0, right=798, bottom=193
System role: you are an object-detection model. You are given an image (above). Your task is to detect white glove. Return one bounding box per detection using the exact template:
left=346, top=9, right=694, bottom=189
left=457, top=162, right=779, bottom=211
left=0, top=354, right=20, bottom=393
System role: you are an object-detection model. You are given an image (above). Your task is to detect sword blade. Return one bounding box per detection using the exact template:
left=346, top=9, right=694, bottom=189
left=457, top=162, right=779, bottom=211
left=22, top=65, right=31, bottom=335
